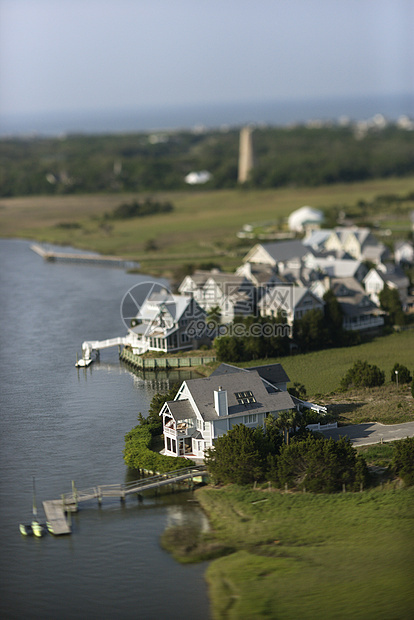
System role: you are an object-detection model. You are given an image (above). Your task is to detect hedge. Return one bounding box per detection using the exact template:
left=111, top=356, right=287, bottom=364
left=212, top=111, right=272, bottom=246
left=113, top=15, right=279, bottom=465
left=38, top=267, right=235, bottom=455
left=123, top=424, right=195, bottom=473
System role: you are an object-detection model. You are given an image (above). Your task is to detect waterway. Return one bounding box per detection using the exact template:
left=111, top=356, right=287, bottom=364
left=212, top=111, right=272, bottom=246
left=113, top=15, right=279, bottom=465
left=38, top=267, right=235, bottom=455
left=0, top=239, right=210, bottom=619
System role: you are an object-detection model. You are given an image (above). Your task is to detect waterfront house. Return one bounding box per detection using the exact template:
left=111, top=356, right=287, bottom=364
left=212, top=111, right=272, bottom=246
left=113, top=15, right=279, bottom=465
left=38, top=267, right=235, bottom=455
left=126, top=291, right=207, bottom=355
left=160, top=365, right=295, bottom=459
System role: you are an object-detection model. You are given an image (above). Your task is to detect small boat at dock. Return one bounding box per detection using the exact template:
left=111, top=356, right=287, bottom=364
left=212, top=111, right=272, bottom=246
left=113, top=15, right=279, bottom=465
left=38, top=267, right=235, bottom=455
left=75, top=356, right=93, bottom=368
left=19, top=477, right=46, bottom=537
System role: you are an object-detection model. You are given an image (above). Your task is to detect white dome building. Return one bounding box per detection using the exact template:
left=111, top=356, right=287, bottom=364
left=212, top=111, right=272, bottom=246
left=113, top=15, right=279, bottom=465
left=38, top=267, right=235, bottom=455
left=288, top=206, right=324, bottom=233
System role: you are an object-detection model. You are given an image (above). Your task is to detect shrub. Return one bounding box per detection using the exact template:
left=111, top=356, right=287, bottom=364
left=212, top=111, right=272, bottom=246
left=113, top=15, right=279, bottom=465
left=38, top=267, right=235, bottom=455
left=273, top=435, right=369, bottom=492
left=390, top=363, right=412, bottom=384
left=340, top=360, right=385, bottom=389
left=392, top=437, right=414, bottom=486
left=205, top=424, right=271, bottom=485
left=123, top=425, right=194, bottom=472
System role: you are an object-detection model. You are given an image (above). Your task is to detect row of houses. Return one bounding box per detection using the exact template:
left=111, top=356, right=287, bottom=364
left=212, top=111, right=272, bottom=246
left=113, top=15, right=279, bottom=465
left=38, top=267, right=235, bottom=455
left=123, top=227, right=413, bottom=356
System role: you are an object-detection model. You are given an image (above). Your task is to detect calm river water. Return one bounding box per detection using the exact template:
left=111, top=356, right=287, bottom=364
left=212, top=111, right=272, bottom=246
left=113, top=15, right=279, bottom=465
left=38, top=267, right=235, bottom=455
left=0, top=239, right=210, bottom=619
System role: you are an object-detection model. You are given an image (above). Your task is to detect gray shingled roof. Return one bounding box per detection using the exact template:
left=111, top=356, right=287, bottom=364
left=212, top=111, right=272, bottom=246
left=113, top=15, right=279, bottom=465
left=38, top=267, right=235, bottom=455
left=248, top=364, right=290, bottom=385
left=165, top=399, right=196, bottom=421
left=184, top=370, right=295, bottom=421
left=260, top=240, right=308, bottom=262
left=212, top=362, right=290, bottom=385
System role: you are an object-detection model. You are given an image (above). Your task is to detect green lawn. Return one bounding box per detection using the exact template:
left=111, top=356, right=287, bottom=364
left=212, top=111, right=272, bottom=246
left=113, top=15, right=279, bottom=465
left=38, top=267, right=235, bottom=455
left=196, top=485, right=414, bottom=620
left=240, top=330, right=414, bottom=396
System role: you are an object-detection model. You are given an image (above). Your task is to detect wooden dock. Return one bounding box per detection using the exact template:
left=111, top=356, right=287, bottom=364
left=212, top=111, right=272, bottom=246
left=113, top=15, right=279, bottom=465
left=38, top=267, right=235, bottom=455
left=30, top=244, right=137, bottom=269
left=41, top=465, right=207, bottom=535
left=42, top=500, right=72, bottom=535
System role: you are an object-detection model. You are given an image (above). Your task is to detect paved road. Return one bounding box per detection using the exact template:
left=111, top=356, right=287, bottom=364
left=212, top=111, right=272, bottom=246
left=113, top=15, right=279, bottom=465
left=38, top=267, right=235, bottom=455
left=320, top=421, right=414, bottom=446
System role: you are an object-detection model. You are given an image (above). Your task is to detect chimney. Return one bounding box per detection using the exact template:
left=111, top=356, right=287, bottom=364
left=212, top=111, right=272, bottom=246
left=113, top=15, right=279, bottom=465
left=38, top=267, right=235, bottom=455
left=214, top=387, right=228, bottom=416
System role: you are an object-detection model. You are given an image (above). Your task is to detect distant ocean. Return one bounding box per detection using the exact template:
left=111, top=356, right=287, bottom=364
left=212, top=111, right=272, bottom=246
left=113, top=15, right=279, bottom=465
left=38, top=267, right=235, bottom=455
left=1, top=93, right=413, bottom=137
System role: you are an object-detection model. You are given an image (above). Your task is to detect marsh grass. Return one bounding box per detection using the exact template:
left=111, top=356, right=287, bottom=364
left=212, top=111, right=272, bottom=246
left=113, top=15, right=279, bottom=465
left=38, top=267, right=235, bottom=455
left=196, top=486, right=414, bottom=619
left=2, top=176, right=413, bottom=277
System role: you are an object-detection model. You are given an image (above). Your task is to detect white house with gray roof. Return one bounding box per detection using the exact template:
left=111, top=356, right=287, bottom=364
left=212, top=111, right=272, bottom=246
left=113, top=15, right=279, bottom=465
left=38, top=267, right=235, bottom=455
left=160, top=365, right=295, bottom=459
left=258, top=285, right=324, bottom=330
left=179, top=270, right=256, bottom=323
left=363, top=264, right=410, bottom=306
left=126, top=291, right=207, bottom=354
left=243, top=241, right=309, bottom=272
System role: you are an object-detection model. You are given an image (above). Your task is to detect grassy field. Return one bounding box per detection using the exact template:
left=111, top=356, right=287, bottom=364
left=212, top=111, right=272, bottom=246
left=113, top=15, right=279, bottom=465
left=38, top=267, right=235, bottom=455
left=1, top=176, right=414, bottom=277
left=194, top=485, right=414, bottom=620
left=239, top=330, right=414, bottom=396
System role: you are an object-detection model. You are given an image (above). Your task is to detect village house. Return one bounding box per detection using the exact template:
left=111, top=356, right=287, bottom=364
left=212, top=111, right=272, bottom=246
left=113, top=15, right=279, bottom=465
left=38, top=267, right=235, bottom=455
left=179, top=270, right=256, bottom=323
left=311, top=276, right=385, bottom=332
left=363, top=264, right=410, bottom=306
left=258, top=285, right=324, bottom=330
left=126, top=290, right=207, bottom=355
left=394, top=240, right=414, bottom=266
left=324, top=227, right=388, bottom=263
left=242, top=240, right=309, bottom=274
left=160, top=364, right=296, bottom=459
left=303, top=254, right=368, bottom=282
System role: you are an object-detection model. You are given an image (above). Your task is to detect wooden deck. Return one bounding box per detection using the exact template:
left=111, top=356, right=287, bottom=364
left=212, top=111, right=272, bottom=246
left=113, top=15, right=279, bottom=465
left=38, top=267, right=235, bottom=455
left=43, top=500, right=72, bottom=535
left=41, top=466, right=207, bottom=535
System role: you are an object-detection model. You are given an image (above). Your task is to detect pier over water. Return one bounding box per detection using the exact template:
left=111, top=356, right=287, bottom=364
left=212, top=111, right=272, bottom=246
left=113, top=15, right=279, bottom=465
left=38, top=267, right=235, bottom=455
left=42, top=466, right=207, bottom=535
left=30, top=244, right=138, bottom=269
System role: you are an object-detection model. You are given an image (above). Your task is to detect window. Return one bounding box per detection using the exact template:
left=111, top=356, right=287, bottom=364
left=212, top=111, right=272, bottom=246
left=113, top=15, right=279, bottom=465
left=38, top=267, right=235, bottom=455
left=235, top=391, right=256, bottom=405
left=244, top=414, right=257, bottom=424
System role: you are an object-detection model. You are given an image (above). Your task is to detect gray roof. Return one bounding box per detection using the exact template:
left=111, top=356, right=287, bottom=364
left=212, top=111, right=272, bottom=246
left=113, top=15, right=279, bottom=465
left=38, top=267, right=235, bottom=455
left=165, top=399, right=196, bottom=421
left=212, top=362, right=290, bottom=386
left=261, top=240, right=308, bottom=262
left=248, top=364, right=290, bottom=385
left=184, top=370, right=295, bottom=421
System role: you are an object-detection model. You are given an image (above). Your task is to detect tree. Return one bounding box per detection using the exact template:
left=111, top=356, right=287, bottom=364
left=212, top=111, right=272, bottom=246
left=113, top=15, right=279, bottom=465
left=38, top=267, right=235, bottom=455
left=293, top=309, right=327, bottom=352
left=204, top=424, right=268, bottom=485
left=323, top=289, right=344, bottom=347
left=273, top=435, right=369, bottom=492
left=379, top=284, right=405, bottom=326
left=340, top=360, right=385, bottom=389
left=390, top=363, right=412, bottom=384
left=137, top=383, right=180, bottom=434
left=288, top=382, right=307, bottom=400
left=392, top=437, right=414, bottom=486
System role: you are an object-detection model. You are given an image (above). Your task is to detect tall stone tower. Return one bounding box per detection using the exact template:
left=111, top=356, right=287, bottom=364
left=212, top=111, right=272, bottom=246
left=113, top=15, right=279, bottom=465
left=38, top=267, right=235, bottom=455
left=238, top=126, right=254, bottom=183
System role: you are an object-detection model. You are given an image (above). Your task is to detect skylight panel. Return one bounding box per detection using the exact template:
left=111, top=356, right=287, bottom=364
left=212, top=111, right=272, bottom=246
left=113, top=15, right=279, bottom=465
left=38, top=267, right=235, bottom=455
left=235, top=390, right=256, bottom=405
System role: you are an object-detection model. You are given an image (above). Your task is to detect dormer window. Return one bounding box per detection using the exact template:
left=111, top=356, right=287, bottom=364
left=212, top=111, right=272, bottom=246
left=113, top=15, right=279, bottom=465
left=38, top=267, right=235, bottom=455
left=235, top=391, right=256, bottom=405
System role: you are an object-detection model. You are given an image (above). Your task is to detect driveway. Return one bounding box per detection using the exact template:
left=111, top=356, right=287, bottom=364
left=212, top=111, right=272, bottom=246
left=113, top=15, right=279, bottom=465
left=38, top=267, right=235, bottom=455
left=320, top=421, right=414, bottom=447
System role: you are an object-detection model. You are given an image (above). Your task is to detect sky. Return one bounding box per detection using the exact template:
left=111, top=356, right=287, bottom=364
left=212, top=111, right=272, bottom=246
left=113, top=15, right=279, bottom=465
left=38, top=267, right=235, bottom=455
left=0, top=0, right=413, bottom=117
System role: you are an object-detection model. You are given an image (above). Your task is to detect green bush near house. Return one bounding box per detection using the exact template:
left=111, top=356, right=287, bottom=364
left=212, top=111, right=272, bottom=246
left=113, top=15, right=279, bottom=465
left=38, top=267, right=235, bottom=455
left=123, top=424, right=195, bottom=473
